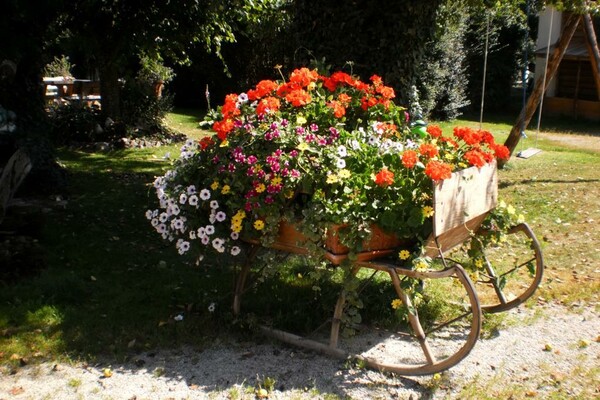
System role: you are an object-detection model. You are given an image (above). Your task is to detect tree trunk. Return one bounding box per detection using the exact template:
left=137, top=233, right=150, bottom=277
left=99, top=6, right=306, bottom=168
left=500, top=13, right=581, bottom=168
left=582, top=13, right=600, bottom=101
left=98, top=61, right=121, bottom=122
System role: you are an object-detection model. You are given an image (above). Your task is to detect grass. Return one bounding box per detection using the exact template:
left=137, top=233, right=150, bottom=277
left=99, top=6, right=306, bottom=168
left=1, top=109, right=599, bottom=382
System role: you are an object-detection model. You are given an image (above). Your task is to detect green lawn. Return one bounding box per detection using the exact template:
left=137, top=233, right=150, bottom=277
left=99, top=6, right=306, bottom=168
left=1, top=109, right=598, bottom=372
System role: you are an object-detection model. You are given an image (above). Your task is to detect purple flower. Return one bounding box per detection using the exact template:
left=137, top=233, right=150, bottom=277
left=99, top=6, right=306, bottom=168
left=310, top=123, right=319, bottom=132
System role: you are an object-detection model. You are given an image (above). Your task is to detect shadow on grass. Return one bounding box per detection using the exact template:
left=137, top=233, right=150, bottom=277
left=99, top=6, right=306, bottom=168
left=0, top=148, right=432, bottom=397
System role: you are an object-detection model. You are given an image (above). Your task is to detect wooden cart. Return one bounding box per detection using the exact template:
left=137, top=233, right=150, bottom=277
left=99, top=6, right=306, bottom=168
left=234, top=161, right=544, bottom=375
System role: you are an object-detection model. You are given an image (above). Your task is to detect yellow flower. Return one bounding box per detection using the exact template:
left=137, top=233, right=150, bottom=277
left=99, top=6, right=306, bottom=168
left=414, top=259, right=429, bottom=271
left=507, top=205, right=515, bottom=215
left=391, top=299, right=403, bottom=310
left=297, top=142, right=309, bottom=151
left=444, top=153, right=455, bottom=161
left=422, top=206, right=435, bottom=218
left=271, top=176, right=282, bottom=185
left=296, top=115, right=307, bottom=125
left=517, top=214, right=525, bottom=224
left=307, top=82, right=316, bottom=91
left=221, top=185, right=231, bottom=194
left=285, top=190, right=295, bottom=199
left=235, top=210, right=246, bottom=219
left=256, top=183, right=266, bottom=193
left=219, top=139, right=229, bottom=147
left=458, top=162, right=468, bottom=169
left=326, top=174, right=339, bottom=184
left=498, top=200, right=507, bottom=209
left=474, top=258, right=484, bottom=269
left=211, top=181, right=219, bottom=190
left=338, top=169, right=351, bottom=179
left=231, top=222, right=242, bottom=233
left=398, top=250, right=411, bottom=260
left=253, top=220, right=265, bottom=230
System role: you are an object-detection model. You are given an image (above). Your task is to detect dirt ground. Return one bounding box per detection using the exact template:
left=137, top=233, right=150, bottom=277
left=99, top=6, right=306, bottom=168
left=539, top=131, right=600, bottom=152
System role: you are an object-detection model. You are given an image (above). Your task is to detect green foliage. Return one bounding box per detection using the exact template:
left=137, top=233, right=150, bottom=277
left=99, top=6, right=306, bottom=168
left=47, top=103, right=103, bottom=144
left=121, top=78, right=174, bottom=133
left=43, top=55, right=74, bottom=78
left=137, top=55, right=175, bottom=84
left=417, top=0, right=471, bottom=120
left=464, top=2, right=532, bottom=113
left=289, top=0, right=443, bottom=105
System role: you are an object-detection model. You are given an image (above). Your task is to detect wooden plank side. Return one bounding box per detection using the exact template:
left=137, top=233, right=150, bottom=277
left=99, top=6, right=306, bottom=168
left=433, top=161, right=497, bottom=237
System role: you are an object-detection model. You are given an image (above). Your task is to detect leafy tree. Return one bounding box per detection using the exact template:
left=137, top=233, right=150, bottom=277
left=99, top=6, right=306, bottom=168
left=288, top=0, right=443, bottom=106
left=57, top=0, right=255, bottom=121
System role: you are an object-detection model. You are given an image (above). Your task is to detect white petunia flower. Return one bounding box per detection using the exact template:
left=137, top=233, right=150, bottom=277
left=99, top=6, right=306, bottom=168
left=205, top=225, right=215, bottom=235
left=210, top=200, right=219, bottom=209
left=145, top=210, right=154, bottom=220
left=231, top=246, right=241, bottom=256
left=201, top=236, right=210, bottom=245
left=179, top=193, right=188, bottom=204
left=337, top=145, right=347, bottom=157
left=187, top=185, right=197, bottom=195
left=173, top=218, right=184, bottom=230
left=151, top=218, right=159, bottom=227
left=336, top=158, right=346, bottom=169
left=212, top=238, right=224, bottom=248
left=156, top=224, right=167, bottom=234
left=188, top=195, right=199, bottom=206
left=189, top=230, right=197, bottom=239
left=215, top=211, right=226, bottom=222
left=230, top=232, right=239, bottom=240
left=208, top=302, right=216, bottom=312
left=199, top=189, right=211, bottom=200
left=197, top=227, right=206, bottom=237
left=169, top=204, right=180, bottom=216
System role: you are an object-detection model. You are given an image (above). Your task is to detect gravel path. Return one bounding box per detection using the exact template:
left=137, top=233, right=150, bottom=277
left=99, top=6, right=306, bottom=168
left=1, top=305, right=598, bottom=399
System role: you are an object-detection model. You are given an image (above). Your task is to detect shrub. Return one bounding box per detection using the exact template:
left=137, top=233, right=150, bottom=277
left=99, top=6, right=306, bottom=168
left=417, top=1, right=470, bottom=120
left=47, top=102, right=104, bottom=144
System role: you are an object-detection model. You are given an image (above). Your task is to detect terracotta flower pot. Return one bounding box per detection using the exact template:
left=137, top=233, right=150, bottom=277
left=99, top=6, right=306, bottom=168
left=272, top=221, right=409, bottom=264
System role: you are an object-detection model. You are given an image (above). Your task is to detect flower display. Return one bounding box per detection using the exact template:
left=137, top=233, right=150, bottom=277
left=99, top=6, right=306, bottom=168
left=146, top=67, right=510, bottom=261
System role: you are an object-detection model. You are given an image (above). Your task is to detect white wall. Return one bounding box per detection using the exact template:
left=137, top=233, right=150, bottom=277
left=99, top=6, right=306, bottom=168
left=535, top=6, right=562, bottom=96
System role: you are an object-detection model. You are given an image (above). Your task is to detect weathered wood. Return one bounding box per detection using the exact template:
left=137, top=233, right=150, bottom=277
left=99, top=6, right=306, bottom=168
left=582, top=13, right=600, bottom=100
left=0, top=149, right=32, bottom=224
left=502, top=13, right=582, bottom=167
left=432, top=161, right=497, bottom=239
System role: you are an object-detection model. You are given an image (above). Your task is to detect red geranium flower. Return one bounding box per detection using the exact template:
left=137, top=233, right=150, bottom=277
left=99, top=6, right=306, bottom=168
left=425, top=160, right=452, bottom=181
left=247, top=80, right=278, bottom=100
left=374, top=167, right=395, bottom=187
left=491, top=143, right=510, bottom=160
left=327, top=100, right=346, bottom=118
left=285, top=89, right=311, bottom=107
left=426, top=125, right=443, bottom=138
left=464, top=149, right=487, bottom=168
left=419, top=143, right=439, bottom=158
left=402, top=150, right=418, bottom=168
left=213, top=119, right=234, bottom=141
left=256, top=96, right=281, bottom=115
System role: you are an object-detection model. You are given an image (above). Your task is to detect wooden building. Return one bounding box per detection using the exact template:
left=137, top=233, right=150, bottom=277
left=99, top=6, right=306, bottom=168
left=536, top=8, right=600, bottom=120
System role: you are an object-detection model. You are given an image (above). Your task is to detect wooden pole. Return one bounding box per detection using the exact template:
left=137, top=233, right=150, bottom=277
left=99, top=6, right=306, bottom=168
left=500, top=13, right=582, bottom=168
left=582, top=13, right=600, bottom=101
